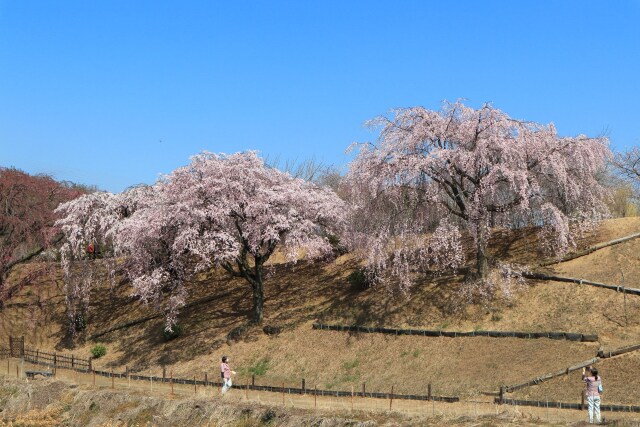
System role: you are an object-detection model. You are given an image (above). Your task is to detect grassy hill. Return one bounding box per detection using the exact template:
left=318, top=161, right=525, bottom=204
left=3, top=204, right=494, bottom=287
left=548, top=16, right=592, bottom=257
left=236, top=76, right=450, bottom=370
left=1, top=217, right=639, bottom=404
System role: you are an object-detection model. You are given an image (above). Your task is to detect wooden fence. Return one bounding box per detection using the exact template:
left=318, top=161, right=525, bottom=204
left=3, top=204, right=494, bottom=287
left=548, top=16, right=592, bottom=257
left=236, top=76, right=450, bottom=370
left=540, top=232, right=640, bottom=267
left=597, top=342, right=640, bottom=359
left=500, top=342, right=640, bottom=395
left=23, top=348, right=92, bottom=371
left=312, top=323, right=598, bottom=342
left=523, top=273, right=640, bottom=296
left=495, top=397, right=640, bottom=413
left=502, top=357, right=599, bottom=393
left=2, top=337, right=457, bottom=403
left=89, top=369, right=459, bottom=402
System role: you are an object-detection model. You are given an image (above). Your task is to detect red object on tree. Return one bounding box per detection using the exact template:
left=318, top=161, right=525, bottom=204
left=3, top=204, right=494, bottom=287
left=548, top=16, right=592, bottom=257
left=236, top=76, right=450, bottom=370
left=86, top=243, right=95, bottom=254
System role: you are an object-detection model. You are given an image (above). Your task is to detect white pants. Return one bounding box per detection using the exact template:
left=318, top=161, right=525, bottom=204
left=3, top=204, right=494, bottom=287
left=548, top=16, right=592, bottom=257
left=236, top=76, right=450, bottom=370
left=221, top=378, right=232, bottom=394
left=587, top=396, right=601, bottom=423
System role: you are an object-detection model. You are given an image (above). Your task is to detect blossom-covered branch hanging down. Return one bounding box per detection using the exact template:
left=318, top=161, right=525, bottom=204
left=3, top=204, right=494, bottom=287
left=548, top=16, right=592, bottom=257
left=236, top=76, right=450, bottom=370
left=346, top=101, right=611, bottom=289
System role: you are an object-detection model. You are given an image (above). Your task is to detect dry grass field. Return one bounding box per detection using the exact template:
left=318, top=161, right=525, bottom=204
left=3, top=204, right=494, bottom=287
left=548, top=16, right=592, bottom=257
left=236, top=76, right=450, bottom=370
left=0, top=217, right=639, bottom=424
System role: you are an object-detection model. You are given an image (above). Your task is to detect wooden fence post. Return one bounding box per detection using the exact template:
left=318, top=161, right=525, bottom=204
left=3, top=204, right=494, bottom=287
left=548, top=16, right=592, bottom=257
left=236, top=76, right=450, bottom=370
left=351, top=385, right=354, bottom=411
left=170, top=370, right=174, bottom=396
left=301, top=378, right=305, bottom=394
left=362, top=382, right=366, bottom=397
left=88, top=357, right=92, bottom=371
left=282, top=382, right=285, bottom=406
left=204, top=372, right=208, bottom=387
left=581, top=390, right=586, bottom=409
left=111, top=369, right=114, bottom=389
left=252, top=374, right=255, bottom=386
left=71, top=355, right=74, bottom=369
left=428, top=383, right=432, bottom=400
left=194, top=376, right=196, bottom=394
left=499, top=386, right=505, bottom=404
left=162, top=365, right=166, bottom=380
left=389, top=385, right=394, bottom=411
left=314, top=385, right=317, bottom=409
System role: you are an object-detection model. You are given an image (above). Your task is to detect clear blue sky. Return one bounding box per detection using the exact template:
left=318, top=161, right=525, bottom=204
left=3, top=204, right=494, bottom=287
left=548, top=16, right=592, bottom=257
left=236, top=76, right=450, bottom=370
left=1, top=1, right=639, bottom=192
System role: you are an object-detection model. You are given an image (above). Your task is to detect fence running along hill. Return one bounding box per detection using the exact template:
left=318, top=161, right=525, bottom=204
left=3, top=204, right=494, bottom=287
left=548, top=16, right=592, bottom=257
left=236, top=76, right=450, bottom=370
left=502, top=357, right=599, bottom=393
left=496, top=397, right=640, bottom=413
left=522, top=273, right=640, bottom=296
left=312, top=323, right=598, bottom=342
left=1, top=337, right=458, bottom=403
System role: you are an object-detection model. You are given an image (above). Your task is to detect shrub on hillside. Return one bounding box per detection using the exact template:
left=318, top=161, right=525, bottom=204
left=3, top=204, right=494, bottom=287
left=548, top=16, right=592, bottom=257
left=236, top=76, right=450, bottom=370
left=162, top=324, right=183, bottom=341
left=347, top=268, right=372, bottom=291
left=90, top=344, right=106, bottom=359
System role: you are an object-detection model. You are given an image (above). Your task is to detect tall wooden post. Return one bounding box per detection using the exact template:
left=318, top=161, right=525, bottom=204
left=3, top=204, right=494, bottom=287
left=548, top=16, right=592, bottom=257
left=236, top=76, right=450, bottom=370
left=170, top=370, right=174, bottom=396
left=301, top=378, right=306, bottom=394
left=351, top=385, right=354, bottom=411
left=428, top=383, right=432, bottom=400
left=499, top=386, right=505, bottom=404
left=362, top=382, right=366, bottom=397
left=389, top=385, right=394, bottom=411
left=314, top=385, right=317, bottom=409
left=252, top=374, right=255, bottom=386
left=282, top=382, right=285, bottom=406
left=111, top=370, right=114, bottom=389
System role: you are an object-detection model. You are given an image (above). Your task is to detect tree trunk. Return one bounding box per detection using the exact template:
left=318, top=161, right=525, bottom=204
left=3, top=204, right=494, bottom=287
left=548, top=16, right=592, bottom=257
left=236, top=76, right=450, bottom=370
left=250, top=268, right=264, bottom=325
left=251, top=276, right=264, bottom=325
left=476, top=243, right=488, bottom=278
left=476, top=226, right=489, bottom=278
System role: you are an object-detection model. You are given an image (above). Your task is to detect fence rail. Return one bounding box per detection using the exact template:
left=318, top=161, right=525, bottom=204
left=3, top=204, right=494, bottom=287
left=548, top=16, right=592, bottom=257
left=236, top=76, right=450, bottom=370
left=312, top=323, right=598, bottom=342
left=503, top=357, right=599, bottom=393
left=89, top=369, right=459, bottom=402
left=495, top=397, right=640, bottom=413
left=523, top=273, right=640, bottom=296
left=597, top=343, right=640, bottom=359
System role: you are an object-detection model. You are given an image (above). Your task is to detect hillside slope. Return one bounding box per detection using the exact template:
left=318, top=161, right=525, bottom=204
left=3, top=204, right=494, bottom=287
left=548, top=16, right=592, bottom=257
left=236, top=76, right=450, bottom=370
left=1, top=217, right=639, bottom=402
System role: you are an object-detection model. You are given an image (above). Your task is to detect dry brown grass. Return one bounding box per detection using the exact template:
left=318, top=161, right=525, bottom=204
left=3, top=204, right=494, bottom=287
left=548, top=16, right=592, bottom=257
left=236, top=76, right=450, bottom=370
left=3, top=373, right=640, bottom=426
left=0, top=217, right=639, bottom=407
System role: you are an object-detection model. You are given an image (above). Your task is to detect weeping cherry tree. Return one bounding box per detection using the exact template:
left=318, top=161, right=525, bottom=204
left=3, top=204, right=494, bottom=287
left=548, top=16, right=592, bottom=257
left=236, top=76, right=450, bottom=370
left=347, top=101, right=611, bottom=291
left=57, top=151, right=346, bottom=329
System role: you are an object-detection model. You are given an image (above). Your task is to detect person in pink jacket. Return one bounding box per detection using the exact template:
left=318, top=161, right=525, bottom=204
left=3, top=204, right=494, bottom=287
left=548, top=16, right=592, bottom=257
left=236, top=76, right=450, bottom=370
left=582, top=365, right=602, bottom=424
left=220, top=355, right=236, bottom=395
